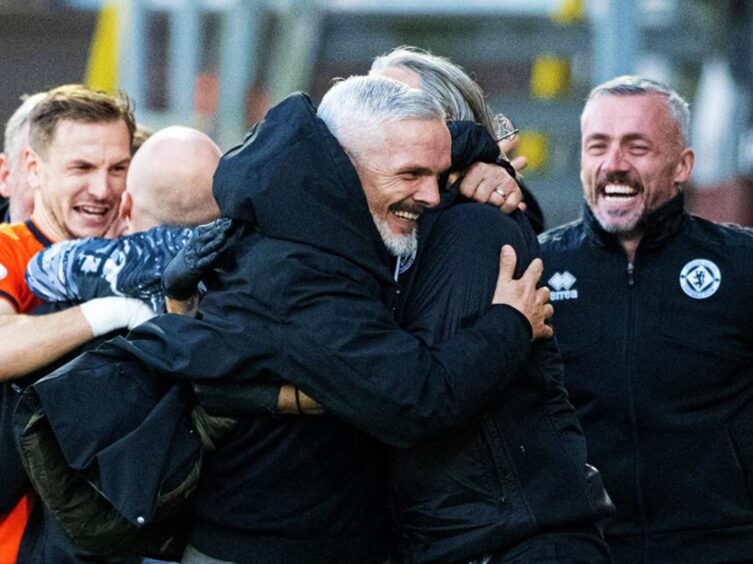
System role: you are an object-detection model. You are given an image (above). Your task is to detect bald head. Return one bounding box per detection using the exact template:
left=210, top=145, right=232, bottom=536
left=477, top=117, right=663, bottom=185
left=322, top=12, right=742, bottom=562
left=122, top=126, right=221, bottom=234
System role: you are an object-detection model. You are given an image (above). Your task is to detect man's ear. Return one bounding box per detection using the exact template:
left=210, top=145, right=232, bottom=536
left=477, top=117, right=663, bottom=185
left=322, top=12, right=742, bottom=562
left=25, top=147, right=41, bottom=190
left=674, top=147, right=695, bottom=185
left=120, top=190, right=132, bottom=223
left=0, top=153, right=10, bottom=197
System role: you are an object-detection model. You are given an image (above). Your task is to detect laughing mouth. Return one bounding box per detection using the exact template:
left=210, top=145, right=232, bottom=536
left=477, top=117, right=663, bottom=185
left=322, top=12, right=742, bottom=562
left=74, top=204, right=109, bottom=218
left=391, top=208, right=421, bottom=222
left=602, top=183, right=640, bottom=201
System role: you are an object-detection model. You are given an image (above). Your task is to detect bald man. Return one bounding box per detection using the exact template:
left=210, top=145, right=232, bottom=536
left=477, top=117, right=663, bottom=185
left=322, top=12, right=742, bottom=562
left=10, top=126, right=225, bottom=561
left=113, top=125, right=221, bottom=235
left=26, top=125, right=224, bottom=313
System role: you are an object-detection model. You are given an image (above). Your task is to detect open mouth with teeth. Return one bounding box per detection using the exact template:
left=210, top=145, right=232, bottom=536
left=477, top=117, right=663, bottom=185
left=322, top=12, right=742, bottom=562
left=74, top=204, right=109, bottom=217
left=391, top=208, right=420, bottom=222
left=602, top=183, right=640, bottom=201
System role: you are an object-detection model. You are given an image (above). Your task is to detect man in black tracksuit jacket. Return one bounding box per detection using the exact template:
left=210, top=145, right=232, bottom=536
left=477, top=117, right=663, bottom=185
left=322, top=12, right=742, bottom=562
left=541, top=75, right=753, bottom=562
left=386, top=198, right=613, bottom=563
left=31, top=76, right=552, bottom=562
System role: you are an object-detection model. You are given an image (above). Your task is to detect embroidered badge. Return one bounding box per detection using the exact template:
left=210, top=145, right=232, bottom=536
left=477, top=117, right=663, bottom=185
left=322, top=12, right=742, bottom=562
left=679, top=259, right=721, bottom=299
left=548, top=271, right=578, bottom=301
left=0, top=262, right=6, bottom=281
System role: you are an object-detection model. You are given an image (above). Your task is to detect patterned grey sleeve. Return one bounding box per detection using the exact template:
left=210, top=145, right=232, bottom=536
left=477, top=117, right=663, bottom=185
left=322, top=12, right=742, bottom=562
left=25, top=226, right=192, bottom=311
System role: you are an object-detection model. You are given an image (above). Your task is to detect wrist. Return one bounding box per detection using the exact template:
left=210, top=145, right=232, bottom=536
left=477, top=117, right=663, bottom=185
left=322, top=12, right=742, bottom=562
left=79, top=297, right=127, bottom=337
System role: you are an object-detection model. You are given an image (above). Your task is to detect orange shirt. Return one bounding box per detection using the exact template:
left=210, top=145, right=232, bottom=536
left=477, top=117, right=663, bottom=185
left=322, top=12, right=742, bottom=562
left=0, top=220, right=53, bottom=313
left=0, top=219, right=53, bottom=562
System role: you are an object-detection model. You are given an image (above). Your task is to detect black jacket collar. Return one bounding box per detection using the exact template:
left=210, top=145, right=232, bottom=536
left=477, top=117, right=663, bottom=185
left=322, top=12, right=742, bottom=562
left=583, top=191, right=687, bottom=252
left=212, top=93, right=394, bottom=286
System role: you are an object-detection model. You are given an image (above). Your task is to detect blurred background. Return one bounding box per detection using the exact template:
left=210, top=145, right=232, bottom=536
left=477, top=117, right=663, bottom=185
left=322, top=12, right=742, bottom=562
left=1, top=0, right=750, bottom=229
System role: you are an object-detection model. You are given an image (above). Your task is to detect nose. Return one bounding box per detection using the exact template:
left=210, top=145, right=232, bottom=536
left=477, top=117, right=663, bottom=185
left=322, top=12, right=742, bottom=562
left=87, top=170, right=111, bottom=200
left=602, top=146, right=629, bottom=174
left=414, top=176, right=441, bottom=208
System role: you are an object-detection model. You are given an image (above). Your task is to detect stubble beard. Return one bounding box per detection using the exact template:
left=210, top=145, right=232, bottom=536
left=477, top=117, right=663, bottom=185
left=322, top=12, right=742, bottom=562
left=372, top=215, right=418, bottom=258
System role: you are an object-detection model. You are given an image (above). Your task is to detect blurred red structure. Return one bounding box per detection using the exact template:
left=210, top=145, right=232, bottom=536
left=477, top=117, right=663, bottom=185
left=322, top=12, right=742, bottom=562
left=687, top=178, right=753, bottom=226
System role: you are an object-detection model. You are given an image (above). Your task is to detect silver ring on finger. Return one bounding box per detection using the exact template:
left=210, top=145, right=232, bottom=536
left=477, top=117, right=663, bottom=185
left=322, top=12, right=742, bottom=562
left=493, top=188, right=506, bottom=198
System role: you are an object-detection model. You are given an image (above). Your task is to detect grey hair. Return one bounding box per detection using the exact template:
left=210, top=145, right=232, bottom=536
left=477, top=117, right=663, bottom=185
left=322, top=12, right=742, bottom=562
left=584, top=75, right=691, bottom=145
left=370, top=46, right=495, bottom=134
left=3, top=91, right=47, bottom=163
left=317, top=74, right=445, bottom=161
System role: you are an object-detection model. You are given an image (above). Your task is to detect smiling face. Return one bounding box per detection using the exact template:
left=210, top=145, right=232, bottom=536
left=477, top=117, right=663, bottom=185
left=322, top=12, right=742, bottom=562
left=27, top=119, right=131, bottom=240
left=354, top=118, right=451, bottom=256
left=580, top=93, right=694, bottom=240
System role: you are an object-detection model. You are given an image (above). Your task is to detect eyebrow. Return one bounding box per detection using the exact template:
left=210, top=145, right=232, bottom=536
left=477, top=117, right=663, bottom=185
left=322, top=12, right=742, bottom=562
left=585, top=132, right=649, bottom=142
left=397, top=166, right=436, bottom=176
left=66, top=157, right=132, bottom=168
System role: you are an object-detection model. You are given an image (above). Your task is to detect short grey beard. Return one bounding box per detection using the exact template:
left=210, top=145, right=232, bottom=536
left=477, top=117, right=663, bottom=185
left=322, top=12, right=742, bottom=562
left=592, top=208, right=645, bottom=240
left=373, top=215, right=417, bottom=258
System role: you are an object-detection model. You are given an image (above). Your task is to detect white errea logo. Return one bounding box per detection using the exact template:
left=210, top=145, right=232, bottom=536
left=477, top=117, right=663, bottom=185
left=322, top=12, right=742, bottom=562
left=680, top=259, right=721, bottom=299
left=0, top=262, right=7, bottom=281
left=548, top=271, right=578, bottom=301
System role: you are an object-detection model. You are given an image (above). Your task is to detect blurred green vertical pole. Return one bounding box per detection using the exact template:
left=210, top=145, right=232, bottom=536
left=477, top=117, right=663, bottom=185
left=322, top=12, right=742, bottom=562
left=118, top=0, right=148, bottom=118
left=216, top=0, right=262, bottom=149
left=169, top=0, right=202, bottom=120
left=267, top=0, right=322, bottom=104
left=589, top=0, right=638, bottom=84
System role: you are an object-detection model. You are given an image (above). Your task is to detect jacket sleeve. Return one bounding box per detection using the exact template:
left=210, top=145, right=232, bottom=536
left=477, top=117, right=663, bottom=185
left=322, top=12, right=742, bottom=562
left=105, top=240, right=531, bottom=447
left=25, top=226, right=192, bottom=306
left=273, top=269, right=532, bottom=448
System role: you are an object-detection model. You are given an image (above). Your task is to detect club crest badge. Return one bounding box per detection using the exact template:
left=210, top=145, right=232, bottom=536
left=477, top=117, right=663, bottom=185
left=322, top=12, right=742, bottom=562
left=0, top=262, right=6, bottom=281
left=679, top=259, right=721, bottom=299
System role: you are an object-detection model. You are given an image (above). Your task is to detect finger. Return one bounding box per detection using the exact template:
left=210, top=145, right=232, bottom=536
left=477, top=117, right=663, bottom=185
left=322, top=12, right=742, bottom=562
left=500, top=183, right=523, bottom=213
left=541, top=325, right=554, bottom=339
left=518, top=201, right=528, bottom=212
left=543, top=303, right=554, bottom=321
left=488, top=189, right=508, bottom=209
left=202, top=235, right=227, bottom=253
left=497, top=245, right=517, bottom=282
left=511, top=155, right=527, bottom=171
left=536, top=286, right=551, bottom=304
left=497, top=138, right=517, bottom=156
left=472, top=177, right=499, bottom=203
left=195, top=251, right=219, bottom=269
left=457, top=164, right=485, bottom=198
left=521, top=257, right=544, bottom=284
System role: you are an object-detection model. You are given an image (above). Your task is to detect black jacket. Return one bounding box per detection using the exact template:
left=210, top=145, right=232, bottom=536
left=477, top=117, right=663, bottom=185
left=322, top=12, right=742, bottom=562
left=36, top=95, right=534, bottom=563
left=386, top=201, right=612, bottom=563
left=540, top=193, right=753, bottom=563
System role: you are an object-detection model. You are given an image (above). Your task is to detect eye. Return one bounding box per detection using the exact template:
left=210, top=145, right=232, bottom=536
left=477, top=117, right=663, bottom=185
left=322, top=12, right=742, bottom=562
left=399, top=172, right=419, bottom=181
left=585, top=142, right=607, bottom=154
left=628, top=144, right=649, bottom=155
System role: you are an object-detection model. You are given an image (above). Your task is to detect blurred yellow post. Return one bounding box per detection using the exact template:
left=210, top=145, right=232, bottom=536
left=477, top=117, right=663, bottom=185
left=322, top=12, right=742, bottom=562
left=552, top=0, right=584, bottom=25
left=85, top=1, right=119, bottom=94
left=515, top=131, right=549, bottom=173
left=530, top=55, right=571, bottom=99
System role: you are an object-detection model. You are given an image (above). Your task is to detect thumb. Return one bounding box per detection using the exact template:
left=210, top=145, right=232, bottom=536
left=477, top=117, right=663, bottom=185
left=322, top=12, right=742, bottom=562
left=498, top=245, right=517, bottom=282
left=511, top=155, right=527, bottom=171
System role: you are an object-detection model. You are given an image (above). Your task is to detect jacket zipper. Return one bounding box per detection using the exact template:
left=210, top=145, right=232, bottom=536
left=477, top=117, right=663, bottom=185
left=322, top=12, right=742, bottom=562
left=624, top=256, right=649, bottom=556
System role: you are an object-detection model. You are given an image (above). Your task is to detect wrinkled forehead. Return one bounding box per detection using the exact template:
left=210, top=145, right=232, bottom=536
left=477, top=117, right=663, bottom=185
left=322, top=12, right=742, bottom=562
left=581, top=93, right=681, bottom=143
left=391, top=118, right=449, bottom=156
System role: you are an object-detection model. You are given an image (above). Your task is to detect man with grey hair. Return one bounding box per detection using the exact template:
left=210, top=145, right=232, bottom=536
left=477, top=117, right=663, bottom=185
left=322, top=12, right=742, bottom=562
left=541, top=75, right=753, bottom=562
left=40, top=74, right=551, bottom=562
left=0, top=92, right=47, bottom=223
left=370, top=46, right=546, bottom=233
